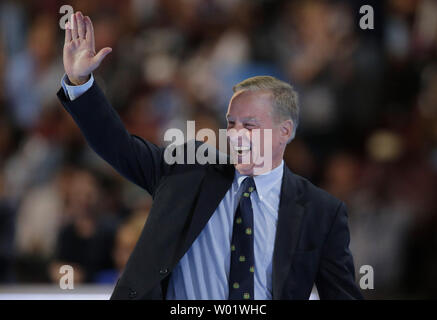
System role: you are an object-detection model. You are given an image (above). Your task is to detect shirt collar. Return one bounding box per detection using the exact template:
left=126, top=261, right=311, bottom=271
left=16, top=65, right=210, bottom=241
left=234, top=161, right=284, bottom=200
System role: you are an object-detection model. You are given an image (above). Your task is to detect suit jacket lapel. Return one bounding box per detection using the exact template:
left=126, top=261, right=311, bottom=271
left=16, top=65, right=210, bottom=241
left=178, top=164, right=235, bottom=260
left=272, top=165, right=306, bottom=299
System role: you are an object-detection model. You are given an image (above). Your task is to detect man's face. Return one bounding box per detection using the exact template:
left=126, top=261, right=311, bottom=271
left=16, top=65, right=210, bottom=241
left=226, top=90, right=289, bottom=176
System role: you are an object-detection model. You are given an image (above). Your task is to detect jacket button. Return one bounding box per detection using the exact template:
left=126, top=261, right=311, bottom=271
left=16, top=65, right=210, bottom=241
left=159, top=268, right=169, bottom=275
left=128, top=289, right=137, bottom=299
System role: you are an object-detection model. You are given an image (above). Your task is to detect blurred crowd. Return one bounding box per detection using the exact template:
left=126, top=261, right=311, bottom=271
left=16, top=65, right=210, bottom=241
left=0, top=0, right=437, bottom=299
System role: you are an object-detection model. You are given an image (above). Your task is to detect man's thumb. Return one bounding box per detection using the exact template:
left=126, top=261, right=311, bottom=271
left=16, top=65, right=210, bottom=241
left=93, top=47, right=112, bottom=66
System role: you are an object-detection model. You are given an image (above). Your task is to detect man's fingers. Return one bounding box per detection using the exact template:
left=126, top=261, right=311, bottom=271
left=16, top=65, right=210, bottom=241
left=71, top=12, right=78, bottom=39
left=76, top=12, right=86, bottom=39
left=65, top=20, right=72, bottom=43
left=84, top=16, right=95, bottom=51
left=93, top=47, right=112, bottom=66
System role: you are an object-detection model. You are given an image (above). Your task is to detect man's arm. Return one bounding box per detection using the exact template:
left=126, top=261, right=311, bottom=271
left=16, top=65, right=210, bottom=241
left=315, top=202, right=364, bottom=299
left=58, top=11, right=165, bottom=195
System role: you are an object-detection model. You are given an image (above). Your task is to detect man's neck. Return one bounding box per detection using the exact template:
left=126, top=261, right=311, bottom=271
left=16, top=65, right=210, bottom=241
left=236, top=159, right=284, bottom=177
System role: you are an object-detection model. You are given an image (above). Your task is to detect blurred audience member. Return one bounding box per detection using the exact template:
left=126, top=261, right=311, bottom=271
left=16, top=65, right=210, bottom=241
left=49, top=168, right=118, bottom=284
left=94, top=209, right=149, bottom=284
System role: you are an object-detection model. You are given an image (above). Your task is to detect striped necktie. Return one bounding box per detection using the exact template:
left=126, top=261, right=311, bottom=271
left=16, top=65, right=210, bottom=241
left=228, top=177, right=256, bottom=300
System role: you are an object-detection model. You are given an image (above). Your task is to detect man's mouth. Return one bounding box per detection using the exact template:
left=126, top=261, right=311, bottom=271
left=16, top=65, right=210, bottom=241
left=234, top=145, right=251, bottom=156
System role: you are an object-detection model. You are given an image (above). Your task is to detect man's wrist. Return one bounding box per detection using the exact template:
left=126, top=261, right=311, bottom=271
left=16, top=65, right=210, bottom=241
left=61, top=73, right=94, bottom=101
left=67, top=74, right=91, bottom=86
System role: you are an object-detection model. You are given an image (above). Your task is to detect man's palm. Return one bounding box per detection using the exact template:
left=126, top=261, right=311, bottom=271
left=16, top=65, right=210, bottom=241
left=63, top=12, right=111, bottom=85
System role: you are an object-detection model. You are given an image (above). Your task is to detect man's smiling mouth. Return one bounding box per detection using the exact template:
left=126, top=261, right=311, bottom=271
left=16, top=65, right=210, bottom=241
left=234, top=145, right=251, bottom=156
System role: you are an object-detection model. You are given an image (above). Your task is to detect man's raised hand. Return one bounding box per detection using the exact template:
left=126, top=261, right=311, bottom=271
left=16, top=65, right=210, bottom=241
left=63, top=12, right=112, bottom=85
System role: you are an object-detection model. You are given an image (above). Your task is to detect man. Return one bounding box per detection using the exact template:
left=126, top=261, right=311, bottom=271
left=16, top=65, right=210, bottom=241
left=57, top=12, right=363, bottom=300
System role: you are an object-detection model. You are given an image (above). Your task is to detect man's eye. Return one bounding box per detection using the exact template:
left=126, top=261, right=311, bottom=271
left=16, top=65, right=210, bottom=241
left=227, top=122, right=234, bottom=127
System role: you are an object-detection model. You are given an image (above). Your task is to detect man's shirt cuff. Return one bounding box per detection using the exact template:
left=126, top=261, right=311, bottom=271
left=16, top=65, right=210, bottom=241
left=61, top=74, right=94, bottom=101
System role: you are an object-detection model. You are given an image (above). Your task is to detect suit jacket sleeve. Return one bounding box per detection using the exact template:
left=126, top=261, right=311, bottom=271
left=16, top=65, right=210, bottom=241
left=315, top=202, right=364, bottom=299
left=57, top=81, right=165, bottom=195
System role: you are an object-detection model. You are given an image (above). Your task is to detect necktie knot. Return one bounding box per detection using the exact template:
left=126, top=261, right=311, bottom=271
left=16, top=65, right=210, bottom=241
left=241, top=177, right=256, bottom=195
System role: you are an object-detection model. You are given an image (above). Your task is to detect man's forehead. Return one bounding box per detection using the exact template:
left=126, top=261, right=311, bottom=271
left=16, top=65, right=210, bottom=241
left=227, top=89, right=273, bottom=116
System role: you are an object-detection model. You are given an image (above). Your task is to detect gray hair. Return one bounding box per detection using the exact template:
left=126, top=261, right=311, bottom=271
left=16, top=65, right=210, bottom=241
left=233, top=75, right=299, bottom=142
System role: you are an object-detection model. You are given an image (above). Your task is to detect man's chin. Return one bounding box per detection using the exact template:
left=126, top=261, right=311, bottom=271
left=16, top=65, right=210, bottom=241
left=234, top=163, right=255, bottom=176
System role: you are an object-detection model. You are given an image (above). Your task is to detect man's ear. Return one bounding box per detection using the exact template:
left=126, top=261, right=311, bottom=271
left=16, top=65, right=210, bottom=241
left=280, top=119, right=293, bottom=143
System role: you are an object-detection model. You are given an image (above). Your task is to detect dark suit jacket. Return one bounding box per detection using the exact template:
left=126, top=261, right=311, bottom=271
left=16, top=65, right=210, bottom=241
left=57, top=81, right=363, bottom=300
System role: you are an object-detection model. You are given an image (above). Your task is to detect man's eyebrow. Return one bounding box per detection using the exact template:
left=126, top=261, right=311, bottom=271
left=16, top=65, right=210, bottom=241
left=226, top=116, right=258, bottom=122
left=241, top=117, right=259, bottom=123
